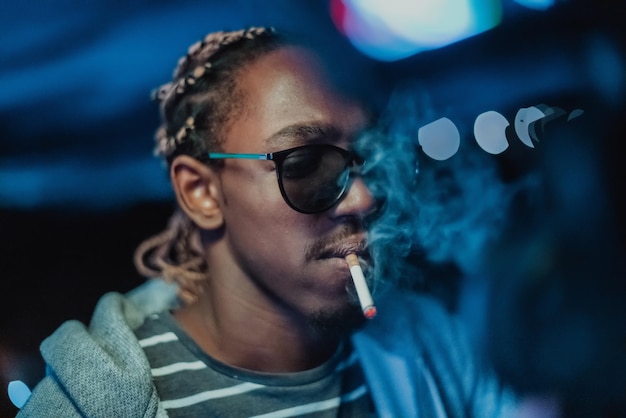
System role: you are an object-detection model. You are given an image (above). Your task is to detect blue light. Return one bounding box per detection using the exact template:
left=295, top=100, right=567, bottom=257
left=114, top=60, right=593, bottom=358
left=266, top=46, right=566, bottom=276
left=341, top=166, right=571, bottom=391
left=474, top=111, right=510, bottom=154
left=513, top=0, right=555, bottom=11
left=8, top=380, right=31, bottom=409
left=0, top=156, right=172, bottom=210
left=418, top=117, right=460, bottom=161
left=332, top=0, right=502, bottom=61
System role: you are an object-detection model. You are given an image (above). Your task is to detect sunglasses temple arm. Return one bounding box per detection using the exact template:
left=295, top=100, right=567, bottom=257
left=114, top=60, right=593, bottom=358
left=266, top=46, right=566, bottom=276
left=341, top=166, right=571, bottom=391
left=207, top=152, right=271, bottom=160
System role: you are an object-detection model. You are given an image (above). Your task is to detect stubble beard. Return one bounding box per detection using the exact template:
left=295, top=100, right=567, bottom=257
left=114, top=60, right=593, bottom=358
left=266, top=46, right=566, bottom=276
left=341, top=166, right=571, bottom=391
left=306, top=302, right=365, bottom=341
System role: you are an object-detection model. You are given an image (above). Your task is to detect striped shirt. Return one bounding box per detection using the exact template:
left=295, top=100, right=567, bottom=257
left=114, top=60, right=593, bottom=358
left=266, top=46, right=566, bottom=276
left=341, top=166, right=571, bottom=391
left=134, top=311, right=377, bottom=417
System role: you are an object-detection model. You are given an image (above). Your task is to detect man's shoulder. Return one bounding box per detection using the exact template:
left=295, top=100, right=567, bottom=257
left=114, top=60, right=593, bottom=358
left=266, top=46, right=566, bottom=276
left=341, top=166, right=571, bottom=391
left=124, top=278, right=180, bottom=318
left=352, top=286, right=518, bottom=418
left=363, top=286, right=459, bottom=340
left=17, top=280, right=178, bottom=417
left=41, top=278, right=180, bottom=377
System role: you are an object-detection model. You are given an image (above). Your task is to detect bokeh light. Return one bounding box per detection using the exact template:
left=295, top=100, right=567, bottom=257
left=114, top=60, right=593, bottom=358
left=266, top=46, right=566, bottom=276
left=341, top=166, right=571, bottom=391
left=330, top=0, right=502, bottom=61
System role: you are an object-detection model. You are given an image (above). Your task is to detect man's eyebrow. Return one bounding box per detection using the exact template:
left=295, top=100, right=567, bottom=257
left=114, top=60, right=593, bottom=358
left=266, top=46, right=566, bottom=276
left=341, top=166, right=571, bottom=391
left=265, top=123, right=342, bottom=149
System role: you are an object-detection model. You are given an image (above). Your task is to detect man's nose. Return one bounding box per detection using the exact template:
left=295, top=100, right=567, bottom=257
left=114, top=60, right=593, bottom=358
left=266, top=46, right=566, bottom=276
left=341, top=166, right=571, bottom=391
left=332, top=176, right=376, bottom=219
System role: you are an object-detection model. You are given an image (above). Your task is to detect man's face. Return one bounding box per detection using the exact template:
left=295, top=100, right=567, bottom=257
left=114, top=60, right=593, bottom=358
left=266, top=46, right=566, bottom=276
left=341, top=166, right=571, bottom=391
left=213, top=46, right=375, bottom=328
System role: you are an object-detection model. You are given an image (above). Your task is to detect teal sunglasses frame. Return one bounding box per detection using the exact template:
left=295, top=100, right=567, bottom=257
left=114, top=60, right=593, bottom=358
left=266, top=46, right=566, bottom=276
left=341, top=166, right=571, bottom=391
left=206, top=143, right=361, bottom=214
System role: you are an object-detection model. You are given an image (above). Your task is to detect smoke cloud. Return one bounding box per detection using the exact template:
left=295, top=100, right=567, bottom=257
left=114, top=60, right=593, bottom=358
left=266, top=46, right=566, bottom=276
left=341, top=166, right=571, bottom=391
left=357, top=82, right=519, bottom=309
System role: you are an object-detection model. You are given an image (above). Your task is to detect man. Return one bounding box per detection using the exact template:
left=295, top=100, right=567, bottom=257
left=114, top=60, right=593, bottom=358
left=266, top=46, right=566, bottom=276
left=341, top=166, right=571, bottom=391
left=17, top=27, right=515, bottom=417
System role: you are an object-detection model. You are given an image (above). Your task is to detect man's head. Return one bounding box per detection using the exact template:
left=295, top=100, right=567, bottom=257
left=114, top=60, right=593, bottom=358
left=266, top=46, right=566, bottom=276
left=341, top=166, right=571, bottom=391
left=153, top=28, right=284, bottom=163
left=136, top=27, right=376, bottom=331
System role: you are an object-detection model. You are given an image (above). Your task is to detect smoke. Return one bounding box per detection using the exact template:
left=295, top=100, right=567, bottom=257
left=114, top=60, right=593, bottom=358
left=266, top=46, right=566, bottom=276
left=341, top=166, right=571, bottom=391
left=356, top=82, right=518, bottom=308
left=356, top=80, right=626, bottom=414
left=483, top=106, right=626, bottom=414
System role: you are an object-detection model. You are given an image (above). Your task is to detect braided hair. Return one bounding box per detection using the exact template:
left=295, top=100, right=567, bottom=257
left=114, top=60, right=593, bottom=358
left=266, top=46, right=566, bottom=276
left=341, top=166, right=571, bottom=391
left=134, top=27, right=284, bottom=304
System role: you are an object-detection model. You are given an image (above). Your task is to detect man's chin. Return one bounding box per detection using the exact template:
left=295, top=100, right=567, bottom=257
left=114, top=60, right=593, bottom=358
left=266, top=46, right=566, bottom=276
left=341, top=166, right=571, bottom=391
left=307, top=304, right=365, bottom=339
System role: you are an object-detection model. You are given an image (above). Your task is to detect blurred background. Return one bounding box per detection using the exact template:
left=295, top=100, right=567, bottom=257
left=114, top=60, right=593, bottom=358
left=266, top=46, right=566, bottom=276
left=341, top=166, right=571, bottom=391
left=1, top=0, right=624, bottom=416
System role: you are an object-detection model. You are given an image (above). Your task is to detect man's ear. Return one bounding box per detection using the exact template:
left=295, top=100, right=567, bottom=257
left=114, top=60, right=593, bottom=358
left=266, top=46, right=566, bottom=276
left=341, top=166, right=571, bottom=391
left=170, top=155, right=224, bottom=230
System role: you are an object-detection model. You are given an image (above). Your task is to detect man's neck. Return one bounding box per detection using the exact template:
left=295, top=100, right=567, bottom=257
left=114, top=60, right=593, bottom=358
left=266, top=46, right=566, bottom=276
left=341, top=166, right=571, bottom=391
left=172, top=283, right=340, bottom=373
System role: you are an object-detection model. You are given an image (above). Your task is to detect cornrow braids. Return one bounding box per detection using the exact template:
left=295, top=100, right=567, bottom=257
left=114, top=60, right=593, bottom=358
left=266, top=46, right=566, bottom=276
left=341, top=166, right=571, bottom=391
left=134, top=27, right=286, bottom=304
left=152, top=26, right=282, bottom=163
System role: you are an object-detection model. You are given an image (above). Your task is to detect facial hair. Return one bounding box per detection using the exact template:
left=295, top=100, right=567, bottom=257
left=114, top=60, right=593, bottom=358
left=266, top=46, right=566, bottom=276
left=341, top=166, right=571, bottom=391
left=306, top=302, right=365, bottom=340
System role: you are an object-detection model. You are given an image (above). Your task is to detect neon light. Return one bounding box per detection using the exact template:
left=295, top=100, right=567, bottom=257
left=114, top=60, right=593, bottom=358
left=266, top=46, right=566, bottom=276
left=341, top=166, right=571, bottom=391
left=418, top=117, right=460, bottom=161
left=8, top=381, right=32, bottom=409
left=514, top=0, right=555, bottom=10
left=331, top=0, right=502, bottom=61
left=474, top=111, right=510, bottom=154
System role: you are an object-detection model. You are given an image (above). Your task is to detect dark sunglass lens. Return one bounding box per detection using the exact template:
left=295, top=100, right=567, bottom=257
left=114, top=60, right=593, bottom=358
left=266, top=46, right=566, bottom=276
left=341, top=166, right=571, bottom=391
left=280, top=147, right=349, bottom=212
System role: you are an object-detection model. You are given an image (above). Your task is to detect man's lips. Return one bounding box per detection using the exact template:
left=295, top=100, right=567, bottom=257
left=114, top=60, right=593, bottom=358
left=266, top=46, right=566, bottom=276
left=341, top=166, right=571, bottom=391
left=318, top=239, right=367, bottom=260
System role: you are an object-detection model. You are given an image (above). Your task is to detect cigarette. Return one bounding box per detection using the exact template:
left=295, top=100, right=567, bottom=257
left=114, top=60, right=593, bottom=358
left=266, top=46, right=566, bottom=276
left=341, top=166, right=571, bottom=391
left=345, top=254, right=377, bottom=319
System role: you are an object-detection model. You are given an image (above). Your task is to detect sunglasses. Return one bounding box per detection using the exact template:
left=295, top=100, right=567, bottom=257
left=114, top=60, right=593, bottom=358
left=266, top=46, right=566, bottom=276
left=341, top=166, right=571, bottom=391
left=206, top=144, right=363, bottom=214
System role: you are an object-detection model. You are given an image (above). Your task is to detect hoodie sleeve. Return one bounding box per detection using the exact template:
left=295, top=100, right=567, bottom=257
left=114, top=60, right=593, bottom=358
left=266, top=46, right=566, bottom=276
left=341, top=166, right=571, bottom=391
left=17, top=374, right=82, bottom=417
left=352, top=287, right=518, bottom=418
left=14, top=280, right=178, bottom=418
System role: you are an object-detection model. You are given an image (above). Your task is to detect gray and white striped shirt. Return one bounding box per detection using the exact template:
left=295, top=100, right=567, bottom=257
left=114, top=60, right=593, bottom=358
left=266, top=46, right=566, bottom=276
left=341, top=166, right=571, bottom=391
left=134, top=311, right=376, bottom=417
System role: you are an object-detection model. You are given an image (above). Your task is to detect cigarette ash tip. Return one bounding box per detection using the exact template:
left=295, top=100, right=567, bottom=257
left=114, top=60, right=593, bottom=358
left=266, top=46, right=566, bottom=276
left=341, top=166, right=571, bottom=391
left=363, top=306, right=377, bottom=319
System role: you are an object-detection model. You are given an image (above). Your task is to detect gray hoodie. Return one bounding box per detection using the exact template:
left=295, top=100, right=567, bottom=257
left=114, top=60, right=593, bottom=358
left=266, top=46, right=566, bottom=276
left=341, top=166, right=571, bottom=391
left=16, top=279, right=516, bottom=417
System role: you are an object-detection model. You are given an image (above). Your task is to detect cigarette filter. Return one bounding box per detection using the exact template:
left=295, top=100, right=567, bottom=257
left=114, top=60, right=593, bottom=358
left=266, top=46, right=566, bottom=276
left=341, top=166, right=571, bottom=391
left=345, top=254, right=377, bottom=319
